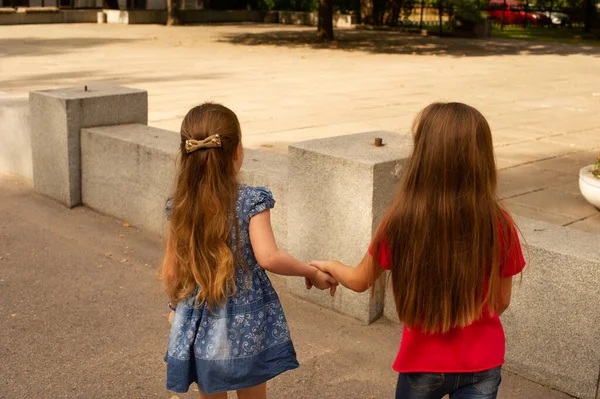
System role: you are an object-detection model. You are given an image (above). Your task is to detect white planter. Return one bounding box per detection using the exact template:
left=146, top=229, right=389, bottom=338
left=579, top=165, right=600, bottom=209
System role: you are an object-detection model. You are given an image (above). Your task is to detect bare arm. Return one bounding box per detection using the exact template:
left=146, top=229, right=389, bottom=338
left=249, top=210, right=337, bottom=293
left=497, top=276, right=513, bottom=316
left=310, top=252, right=382, bottom=293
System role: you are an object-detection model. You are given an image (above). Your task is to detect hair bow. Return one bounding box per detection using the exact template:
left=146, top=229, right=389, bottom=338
left=185, top=134, right=222, bottom=154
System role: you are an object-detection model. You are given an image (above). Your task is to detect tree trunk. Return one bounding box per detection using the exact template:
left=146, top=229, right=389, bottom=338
left=317, top=0, right=334, bottom=41
left=583, top=0, right=593, bottom=33
left=167, top=0, right=180, bottom=25
left=361, top=0, right=374, bottom=24
left=385, top=0, right=403, bottom=26
left=438, top=0, right=443, bottom=35
left=373, top=0, right=386, bottom=24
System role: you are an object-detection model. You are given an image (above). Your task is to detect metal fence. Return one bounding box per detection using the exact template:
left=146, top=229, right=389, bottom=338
left=400, top=1, right=584, bottom=28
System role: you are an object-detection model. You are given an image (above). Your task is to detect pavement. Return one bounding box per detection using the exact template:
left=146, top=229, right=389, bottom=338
left=1, top=23, right=599, bottom=234
left=0, top=176, right=575, bottom=398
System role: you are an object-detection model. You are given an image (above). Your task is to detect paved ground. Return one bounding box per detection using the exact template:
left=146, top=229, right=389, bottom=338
left=0, top=23, right=599, bottom=234
left=0, top=176, right=575, bottom=398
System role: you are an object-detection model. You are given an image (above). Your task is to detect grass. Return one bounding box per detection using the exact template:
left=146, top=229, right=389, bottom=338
left=491, top=25, right=600, bottom=45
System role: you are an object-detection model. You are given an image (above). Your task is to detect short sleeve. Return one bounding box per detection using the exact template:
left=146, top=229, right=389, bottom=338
left=244, top=186, right=275, bottom=222
left=369, top=237, right=392, bottom=270
left=499, top=223, right=526, bottom=278
left=165, top=198, right=173, bottom=220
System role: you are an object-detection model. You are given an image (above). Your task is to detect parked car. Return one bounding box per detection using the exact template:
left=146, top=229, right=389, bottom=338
left=527, top=4, right=570, bottom=25
left=487, top=0, right=550, bottom=26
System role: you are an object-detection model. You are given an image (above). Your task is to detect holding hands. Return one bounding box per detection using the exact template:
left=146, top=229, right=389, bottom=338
left=305, top=260, right=338, bottom=296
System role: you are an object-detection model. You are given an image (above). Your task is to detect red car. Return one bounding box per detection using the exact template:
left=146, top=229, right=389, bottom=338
left=487, top=0, right=550, bottom=26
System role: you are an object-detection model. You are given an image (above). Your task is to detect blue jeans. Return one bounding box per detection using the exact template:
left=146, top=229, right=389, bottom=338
left=395, top=366, right=502, bottom=399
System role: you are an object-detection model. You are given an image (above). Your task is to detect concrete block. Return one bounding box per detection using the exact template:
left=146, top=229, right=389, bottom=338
left=104, top=9, right=166, bottom=24
left=30, top=86, right=147, bottom=207
left=263, top=10, right=278, bottom=23
left=81, top=125, right=289, bottom=240
left=277, top=11, right=352, bottom=27
left=333, top=14, right=352, bottom=28
left=287, top=131, right=412, bottom=323
left=181, top=10, right=265, bottom=24
left=81, top=124, right=177, bottom=236
left=239, top=149, right=288, bottom=251
left=97, top=11, right=106, bottom=23
left=278, top=10, right=317, bottom=26
left=62, top=9, right=98, bottom=23
left=0, top=9, right=96, bottom=24
left=0, top=93, right=32, bottom=180
left=503, top=216, right=600, bottom=399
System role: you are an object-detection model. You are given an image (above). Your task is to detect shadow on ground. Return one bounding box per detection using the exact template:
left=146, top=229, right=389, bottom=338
left=219, top=27, right=600, bottom=57
left=0, top=37, right=140, bottom=57
left=0, top=70, right=228, bottom=90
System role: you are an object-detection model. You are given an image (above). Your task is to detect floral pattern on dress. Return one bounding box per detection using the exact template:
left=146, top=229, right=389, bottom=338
left=165, top=185, right=298, bottom=394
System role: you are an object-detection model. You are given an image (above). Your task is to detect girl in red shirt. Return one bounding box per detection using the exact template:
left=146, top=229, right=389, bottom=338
left=310, top=102, right=525, bottom=399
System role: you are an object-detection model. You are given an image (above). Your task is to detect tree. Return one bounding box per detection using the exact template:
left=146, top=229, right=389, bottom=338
left=167, top=0, right=181, bottom=25
left=583, top=0, right=595, bottom=32
left=317, top=0, right=335, bottom=40
left=385, top=0, right=404, bottom=26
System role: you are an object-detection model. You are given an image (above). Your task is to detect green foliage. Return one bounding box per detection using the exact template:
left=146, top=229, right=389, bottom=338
left=593, top=154, right=600, bottom=179
left=335, top=0, right=360, bottom=13
left=454, top=0, right=485, bottom=29
left=258, top=0, right=277, bottom=10
left=402, top=0, right=418, bottom=22
left=268, top=0, right=318, bottom=11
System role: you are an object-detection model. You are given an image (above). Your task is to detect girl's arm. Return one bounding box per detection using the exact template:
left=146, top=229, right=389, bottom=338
left=249, top=209, right=337, bottom=295
left=497, top=277, right=513, bottom=316
left=310, top=252, right=383, bottom=293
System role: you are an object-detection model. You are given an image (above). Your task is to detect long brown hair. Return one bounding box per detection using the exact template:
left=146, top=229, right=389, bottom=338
left=374, top=102, right=518, bottom=333
left=161, top=103, right=242, bottom=309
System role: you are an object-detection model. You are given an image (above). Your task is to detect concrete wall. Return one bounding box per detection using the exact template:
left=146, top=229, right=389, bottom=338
left=29, top=86, right=148, bottom=207
left=0, top=9, right=97, bottom=24
left=81, top=124, right=176, bottom=236
left=0, top=7, right=351, bottom=26
left=80, top=123, right=289, bottom=244
left=503, top=216, right=600, bottom=399
left=101, top=9, right=273, bottom=24
left=277, top=10, right=352, bottom=28
left=181, top=9, right=266, bottom=24
left=285, top=132, right=411, bottom=324
left=0, top=93, right=32, bottom=180
left=21, top=85, right=600, bottom=399
left=103, top=9, right=166, bottom=23
left=238, top=149, right=288, bottom=250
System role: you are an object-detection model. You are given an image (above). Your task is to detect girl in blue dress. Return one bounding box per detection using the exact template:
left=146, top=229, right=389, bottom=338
left=161, top=103, right=337, bottom=399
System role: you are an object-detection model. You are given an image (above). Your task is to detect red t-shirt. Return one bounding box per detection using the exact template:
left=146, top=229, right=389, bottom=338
left=371, top=223, right=525, bottom=373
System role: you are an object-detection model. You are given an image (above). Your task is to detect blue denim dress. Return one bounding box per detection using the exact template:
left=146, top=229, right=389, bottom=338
left=165, top=185, right=299, bottom=394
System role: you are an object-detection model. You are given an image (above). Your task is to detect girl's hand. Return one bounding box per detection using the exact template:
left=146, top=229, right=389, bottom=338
left=305, top=277, right=313, bottom=290
left=309, top=267, right=338, bottom=296
left=309, top=260, right=329, bottom=273
left=168, top=310, right=175, bottom=325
